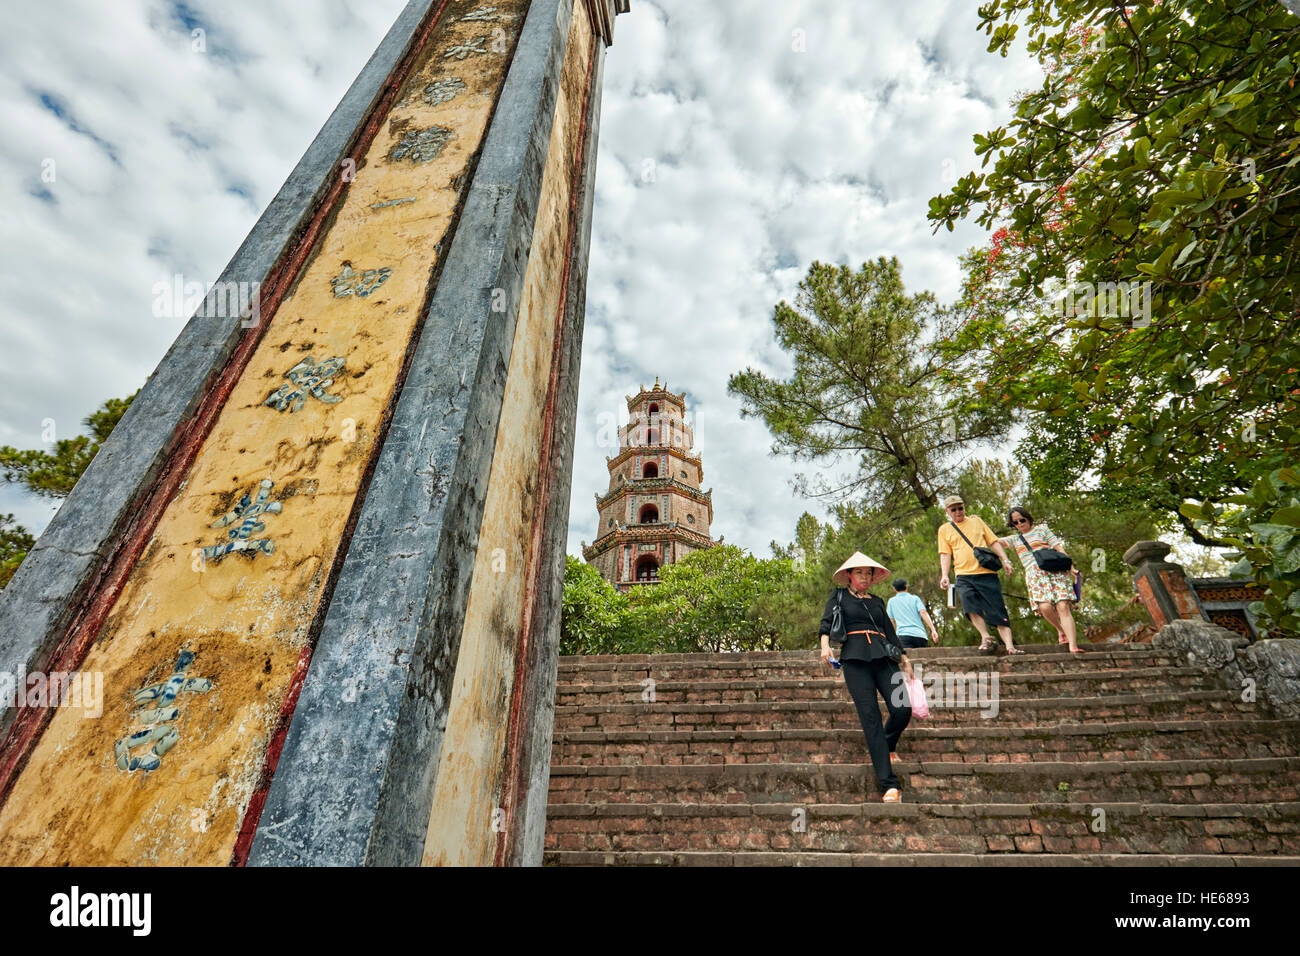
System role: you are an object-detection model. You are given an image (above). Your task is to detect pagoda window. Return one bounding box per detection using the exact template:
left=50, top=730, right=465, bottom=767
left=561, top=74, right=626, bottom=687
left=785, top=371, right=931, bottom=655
left=642, top=462, right=658, bottom=479
left=634, top=556, right=659, bottom=581
left=638, top=504, right=659, bottom=524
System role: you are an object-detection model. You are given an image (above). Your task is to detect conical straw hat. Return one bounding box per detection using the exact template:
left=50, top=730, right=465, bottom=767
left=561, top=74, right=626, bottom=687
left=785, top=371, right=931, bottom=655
left=832, top=551, right=891, bottom=588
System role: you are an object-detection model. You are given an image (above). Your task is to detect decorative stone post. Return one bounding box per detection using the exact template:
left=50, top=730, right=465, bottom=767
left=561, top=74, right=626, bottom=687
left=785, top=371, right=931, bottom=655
left=0, top=0, right=629, bottom=867
left=1123, top=540, right=1205, bottom=630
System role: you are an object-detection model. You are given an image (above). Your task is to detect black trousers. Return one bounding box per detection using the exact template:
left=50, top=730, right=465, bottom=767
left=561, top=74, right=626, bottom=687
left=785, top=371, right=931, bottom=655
left=842, top=658, right=911, bottom=792
left=898, top=634, right=929, bottom=649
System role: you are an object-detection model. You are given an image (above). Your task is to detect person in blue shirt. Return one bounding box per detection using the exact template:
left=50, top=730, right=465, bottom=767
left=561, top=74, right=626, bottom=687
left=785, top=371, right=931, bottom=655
left=886, top=579, right=939, bottom=650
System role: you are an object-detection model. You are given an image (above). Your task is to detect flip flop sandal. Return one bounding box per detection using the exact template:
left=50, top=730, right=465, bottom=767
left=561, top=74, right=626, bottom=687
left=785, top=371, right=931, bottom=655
left=1004, top=648, right=1026, bottom=655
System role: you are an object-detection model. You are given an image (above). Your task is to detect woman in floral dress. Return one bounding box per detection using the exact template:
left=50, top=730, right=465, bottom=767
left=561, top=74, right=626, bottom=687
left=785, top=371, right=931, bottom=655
left=999, top=507, right=1082, bottom=653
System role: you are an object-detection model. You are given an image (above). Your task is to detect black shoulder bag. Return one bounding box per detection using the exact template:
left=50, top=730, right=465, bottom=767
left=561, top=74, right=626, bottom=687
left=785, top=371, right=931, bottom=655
left=871, top=596, right=905, bottom=662
left=828, top=588, right=846, bottom=644
left=949, top=520, right=1003, bottom=572
left=1017, top=531, right=1073, bottom=572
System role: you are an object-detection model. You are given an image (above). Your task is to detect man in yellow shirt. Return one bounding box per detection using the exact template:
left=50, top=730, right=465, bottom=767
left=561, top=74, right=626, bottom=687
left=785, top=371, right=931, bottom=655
left=937, top=494, right=1022, bottom=655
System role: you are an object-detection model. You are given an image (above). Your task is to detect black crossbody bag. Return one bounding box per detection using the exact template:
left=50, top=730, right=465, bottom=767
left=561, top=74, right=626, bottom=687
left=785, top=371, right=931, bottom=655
left=1017, top=531, right=1073, bottom=572
left=828, top=588, right=846, bottom=643
left=949, top=520, right=1003, bottom=571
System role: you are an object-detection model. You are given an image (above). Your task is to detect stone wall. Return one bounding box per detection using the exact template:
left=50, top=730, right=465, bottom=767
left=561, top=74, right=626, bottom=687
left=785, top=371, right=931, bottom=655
left=1153, top=618, right=1300, bottom=718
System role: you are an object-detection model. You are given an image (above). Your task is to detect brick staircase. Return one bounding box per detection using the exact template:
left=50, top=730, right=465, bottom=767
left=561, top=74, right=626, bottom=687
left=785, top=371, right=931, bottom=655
left=543, top=643, right=1300, bottom=865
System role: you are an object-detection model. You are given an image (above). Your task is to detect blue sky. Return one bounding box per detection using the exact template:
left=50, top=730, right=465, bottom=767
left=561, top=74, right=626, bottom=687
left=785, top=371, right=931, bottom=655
left=0, top=0, right=1042, bottom=558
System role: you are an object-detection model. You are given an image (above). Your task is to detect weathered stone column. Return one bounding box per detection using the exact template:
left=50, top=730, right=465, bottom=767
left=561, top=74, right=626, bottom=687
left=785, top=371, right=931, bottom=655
left=0, top=0, right=626, bottom=867
left=1123, top=540, right=1205, bottom=630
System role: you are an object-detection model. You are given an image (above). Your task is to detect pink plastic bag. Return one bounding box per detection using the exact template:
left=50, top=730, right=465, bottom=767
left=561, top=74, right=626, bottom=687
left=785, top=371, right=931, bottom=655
left=906, top=676, right=930, bottom=719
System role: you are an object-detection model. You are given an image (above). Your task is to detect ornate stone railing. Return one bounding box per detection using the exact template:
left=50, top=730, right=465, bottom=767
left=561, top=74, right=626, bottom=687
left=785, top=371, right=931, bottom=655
left=1123, top=540, right=1267, bottom=639
left=1123, top=539, right=1296, bottom=715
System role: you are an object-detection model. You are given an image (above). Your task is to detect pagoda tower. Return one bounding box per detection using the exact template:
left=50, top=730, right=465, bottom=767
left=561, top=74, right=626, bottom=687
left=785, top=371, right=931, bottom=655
left=582, top=379, right=715, bottom=588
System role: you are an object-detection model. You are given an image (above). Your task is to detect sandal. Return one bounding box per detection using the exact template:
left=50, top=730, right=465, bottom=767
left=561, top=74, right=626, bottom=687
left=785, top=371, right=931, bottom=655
left=977, top=640, right=997, bottom=654
left=1057, top=632, right=1068, bottom=645
left=1004, top=647, right=1026, bottom=656
left=882, top=788, right=902, bottom=803
left=1069, top=646, right=1085, bottom=654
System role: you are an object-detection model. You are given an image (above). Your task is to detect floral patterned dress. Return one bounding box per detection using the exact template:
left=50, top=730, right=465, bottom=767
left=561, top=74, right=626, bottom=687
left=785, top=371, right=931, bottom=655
left=999, top=524, right=1078, bottom=605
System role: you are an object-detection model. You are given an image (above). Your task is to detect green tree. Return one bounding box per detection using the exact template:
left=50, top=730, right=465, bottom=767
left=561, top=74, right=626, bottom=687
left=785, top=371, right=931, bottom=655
left=0, top=393, right=136, bottom=497
left=559, top=554, right=630, bottom=655
left=929, top=0, right=1300, bottom=540
left=625, top=545, right=787, bottom=653
left=727, top=257, right=1011, bottom=513
left=558, top=547, right=790, bottom=656
left=0, top=515, right=35, bottom=590
left=0, top=391, right=136, bottom=589
left=1181, top=464, right=1300, bottom=638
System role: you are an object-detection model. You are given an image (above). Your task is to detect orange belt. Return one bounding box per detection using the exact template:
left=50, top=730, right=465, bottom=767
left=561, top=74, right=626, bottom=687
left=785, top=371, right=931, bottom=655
left=846, top=629, right=887, bottom=644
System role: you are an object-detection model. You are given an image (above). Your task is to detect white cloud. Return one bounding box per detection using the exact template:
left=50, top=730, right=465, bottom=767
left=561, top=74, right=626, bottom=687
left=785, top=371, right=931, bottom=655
left=0, top=0, right=1043, bottom=569
left=0, top=0, right=406, bottom=531
left=569, top=0, right=1040, bottom=560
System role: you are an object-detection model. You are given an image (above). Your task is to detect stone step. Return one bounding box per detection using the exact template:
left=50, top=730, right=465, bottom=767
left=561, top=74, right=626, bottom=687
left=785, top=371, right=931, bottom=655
left=545, top=757, right=1300, bottom=806
left=552, top=719, right=1300, bottom=766
left=554, top=669, right=1210, bottom=707
left=558, top=647, right=1181, bottom=682
left=553, top=690, right=1258, bottom=732
left=543, top=801, right=1300, bottom=856
left=544, top=850, right=1300, bottom=867
left=562, top=644, right=1164, bottom=665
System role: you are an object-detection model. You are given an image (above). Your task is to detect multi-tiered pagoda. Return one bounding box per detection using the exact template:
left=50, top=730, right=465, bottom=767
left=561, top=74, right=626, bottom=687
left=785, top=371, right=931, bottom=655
left=582, top=379, right=715, bottom=588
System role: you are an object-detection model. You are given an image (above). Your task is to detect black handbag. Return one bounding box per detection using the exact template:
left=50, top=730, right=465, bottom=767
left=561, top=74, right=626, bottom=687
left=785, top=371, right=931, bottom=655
left=1017, top=531, right=1073, bottom=572
left=883, top=638, right=903, bottom=663
left=828, top=588, right=846, bottom=643
left=949, top=520, right=1003, bottom=571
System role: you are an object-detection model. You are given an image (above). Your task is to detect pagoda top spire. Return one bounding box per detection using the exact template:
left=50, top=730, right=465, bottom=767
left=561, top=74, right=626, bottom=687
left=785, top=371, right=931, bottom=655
left=626, top=376, right=687, bottom=409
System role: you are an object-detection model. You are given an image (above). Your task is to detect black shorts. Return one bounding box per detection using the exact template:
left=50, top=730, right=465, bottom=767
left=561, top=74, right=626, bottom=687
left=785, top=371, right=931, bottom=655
left=954, top=573, right=1011, bottom=628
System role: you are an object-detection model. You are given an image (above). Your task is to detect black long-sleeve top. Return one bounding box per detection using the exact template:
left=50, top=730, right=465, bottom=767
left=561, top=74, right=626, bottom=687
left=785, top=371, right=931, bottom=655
left=819, top=589, right=906, bottom=664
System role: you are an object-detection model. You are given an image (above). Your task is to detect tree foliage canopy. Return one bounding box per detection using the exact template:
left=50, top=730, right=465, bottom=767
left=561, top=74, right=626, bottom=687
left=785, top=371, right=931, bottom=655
left=560, top=546, right=789, bottom=656
left=0, top=515, right=34, bottom=591
left=1182, top=465, right=1300, bottom=637
left=929, top=0, right=1300, bottom=533
left=0, top=393, right=136, bottom=498
left=0, top=392, right=136, bottom=589
left=727, top=257, right=1011, bottom=512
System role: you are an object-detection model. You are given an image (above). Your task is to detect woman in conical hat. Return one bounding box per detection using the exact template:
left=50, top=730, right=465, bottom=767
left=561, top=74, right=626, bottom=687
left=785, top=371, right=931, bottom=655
left=832, top=551, right=891, bottom=588
left=819, top=551, right=913, bottom=802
